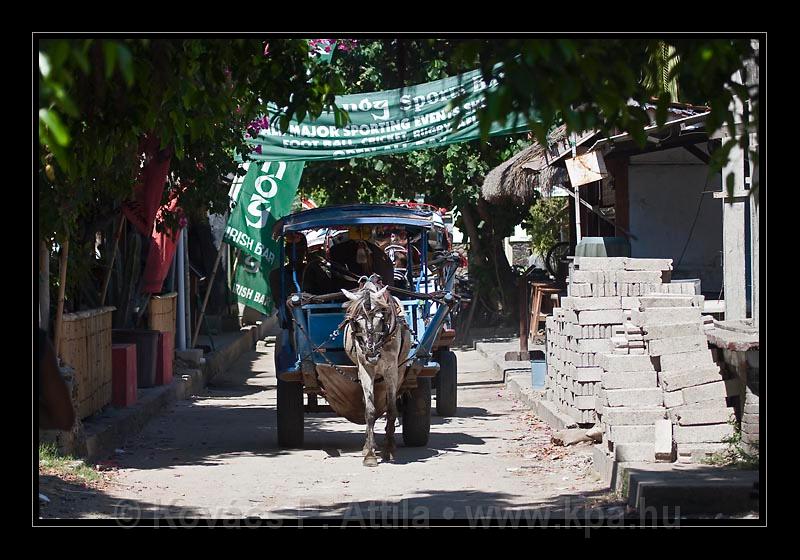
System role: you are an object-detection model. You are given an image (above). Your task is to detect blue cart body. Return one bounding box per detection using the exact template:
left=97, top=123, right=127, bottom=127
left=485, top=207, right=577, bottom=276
left=272, top=204, right=457, bottom=383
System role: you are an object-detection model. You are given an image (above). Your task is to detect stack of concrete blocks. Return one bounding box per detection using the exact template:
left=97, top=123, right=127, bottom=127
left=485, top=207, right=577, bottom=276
left=635, top=295, right=738, bottom=464
left=595, top=351, right=668, bottom=463
left=544, top=308, right=613, bottom=426
left=610, top=323, right=647, bottom=355
left=567, top=257, right=671, bottom=299
left=545, top=256, right=672, bottom=427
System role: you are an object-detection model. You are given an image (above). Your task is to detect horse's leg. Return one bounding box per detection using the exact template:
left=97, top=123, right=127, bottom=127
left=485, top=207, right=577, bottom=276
left=382, top=364, right=399, bottom=462
left=358, top=364, right=378, bottom=467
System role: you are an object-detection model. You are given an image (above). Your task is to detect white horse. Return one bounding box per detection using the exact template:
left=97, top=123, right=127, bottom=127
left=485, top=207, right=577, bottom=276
left=342, top=279, right=411, bottom=467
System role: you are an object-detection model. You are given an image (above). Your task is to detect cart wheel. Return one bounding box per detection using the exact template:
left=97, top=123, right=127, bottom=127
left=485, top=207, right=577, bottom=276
left=402, top=377, right=431, bottom=447
left=435, top=349, right=457, bottom=417
left=277, top=377, right=304, bottom=448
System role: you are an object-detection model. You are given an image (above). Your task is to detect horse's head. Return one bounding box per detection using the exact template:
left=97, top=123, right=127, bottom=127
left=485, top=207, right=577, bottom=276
left=342, top=282, right=395, bottom=365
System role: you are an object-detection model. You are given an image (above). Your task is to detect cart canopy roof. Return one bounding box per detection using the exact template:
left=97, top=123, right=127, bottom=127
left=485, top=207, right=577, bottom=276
left=272, top=204, right=440, bottom=239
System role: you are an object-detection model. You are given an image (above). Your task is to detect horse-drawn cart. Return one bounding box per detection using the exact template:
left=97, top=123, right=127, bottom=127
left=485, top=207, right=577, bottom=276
left=271, top=204, right=461, bottom=457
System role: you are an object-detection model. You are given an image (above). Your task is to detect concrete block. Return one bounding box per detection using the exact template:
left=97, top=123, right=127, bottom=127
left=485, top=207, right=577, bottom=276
left=576, top=309, right=625, bottom=325
left=601, top=371, right=658, bottom=389
left=600, top=407, right=666, bottom=425
left=621, top=297, right=641, bottom=310
left=615, top=443, right=655, bottom=462
left=654, top=418, right=674, bottom=461
left=597, top=353, right=656, bottom=372
left=563, top=309, right=578, bottom=324
left=638, top=295, right=696, bottom=309
left=623, top=258, right=673, bottom=271
left=578, top=338, right=612, bottom=353
left=741, top=431, right=759, bottom=445
left=603, top=388, right=663, bottom=408
left=658, top=349, right=714, bottom=371
left=743, top=402, right=760, bottom=415
left=741, top=421, right=759, bottom=435
left=674, top=423, right=735, bottom=444
left=574, top=395, right=596, bottom=410
left=573, top=366, right=603, bottom=382
left=676, top=443, right=729, bottom=463
left=578, top=257, right=628, bottom=270
left=642, top=322, right=705, bottom=340
left=570, top=296, right=622, bottom=311
left=663, top=389, right=685, bottom=408
left=609, top=424, right=655, bottom=444
left=659, top=366, right=723, bottom=392
left=681, top=381, right=727, bottom=405
left=633, top=307, right=702, bottom=325
left=669, top=405, right=735, bottom=427
left=617, top=271, right=663, bottom=284
left=572, top=270, right=598, bottom=283
left=647, top=335, right=709, bottom=356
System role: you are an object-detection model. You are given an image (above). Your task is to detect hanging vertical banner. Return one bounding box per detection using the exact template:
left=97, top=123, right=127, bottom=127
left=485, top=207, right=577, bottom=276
left=224, top=159, right=304, bottom=313
left=232, top=254, right=272, bottom=315
left=224, top=160, right=304, bottom=265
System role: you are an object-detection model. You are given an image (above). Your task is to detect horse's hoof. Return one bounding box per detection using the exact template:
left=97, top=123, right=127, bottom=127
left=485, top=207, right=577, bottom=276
left=381, top=450, right=395, bottom=462
left=363, top=455, right=379, bottom=467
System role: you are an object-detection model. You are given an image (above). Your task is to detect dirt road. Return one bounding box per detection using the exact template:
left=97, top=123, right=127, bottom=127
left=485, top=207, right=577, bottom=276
left=40, top=341, right=622, bottom=524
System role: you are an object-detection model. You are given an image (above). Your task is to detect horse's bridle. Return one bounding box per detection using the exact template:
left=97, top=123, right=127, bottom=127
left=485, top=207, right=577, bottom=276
left=344, top=290, right=398, bottom=361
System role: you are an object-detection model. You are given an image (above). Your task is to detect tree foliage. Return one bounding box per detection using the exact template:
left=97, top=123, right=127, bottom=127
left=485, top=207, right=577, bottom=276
left=449, top=38, right=759, bottom=192
left=523, top=197, right=569, bottom=260
left=37, top=38, right=344, bottom=243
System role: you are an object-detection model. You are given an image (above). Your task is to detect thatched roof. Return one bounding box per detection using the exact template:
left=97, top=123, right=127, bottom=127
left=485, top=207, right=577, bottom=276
left=482, top=102, right=712, bottom=206
left=481, top=124, right=576, bottom=205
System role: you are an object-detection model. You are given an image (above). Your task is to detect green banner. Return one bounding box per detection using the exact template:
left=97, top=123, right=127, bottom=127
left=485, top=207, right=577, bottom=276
left=225, top=160, right=304, bottom=313
left=233, top=255, right=272, bottom=315
left=224, top=160, right=304, bottom=264
left=247, top=65, right=531, bottom=162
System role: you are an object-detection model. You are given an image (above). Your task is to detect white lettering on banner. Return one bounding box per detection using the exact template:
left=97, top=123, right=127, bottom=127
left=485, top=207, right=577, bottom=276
left=339, top=98, right=391, bottom=121
left=234, top=283, right=255, bottom=301
left=226, top=226, right=255, bottom=252
left=245, top=161, right=286, bottom=229
left=332, top=146, right=381, bottom=157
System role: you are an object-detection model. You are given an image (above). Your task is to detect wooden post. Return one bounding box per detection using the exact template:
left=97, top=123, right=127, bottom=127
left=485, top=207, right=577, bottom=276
left=518, top=277, right=529, bottom=356
left=191, top=241, right=226, bottom=348
left=53, top=237, right=69, bottom=356
left=100, top=214, right=126, bottom=306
